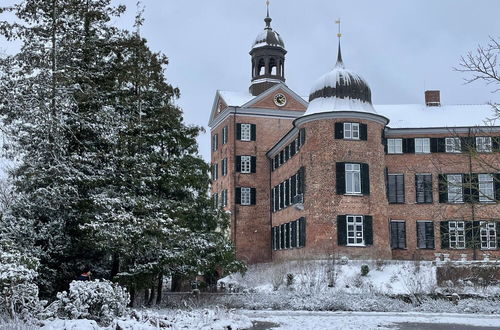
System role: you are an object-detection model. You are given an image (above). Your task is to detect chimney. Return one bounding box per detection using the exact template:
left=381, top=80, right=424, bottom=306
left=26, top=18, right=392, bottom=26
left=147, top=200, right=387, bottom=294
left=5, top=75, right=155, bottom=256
left=425, top=90, right=440, bottom=107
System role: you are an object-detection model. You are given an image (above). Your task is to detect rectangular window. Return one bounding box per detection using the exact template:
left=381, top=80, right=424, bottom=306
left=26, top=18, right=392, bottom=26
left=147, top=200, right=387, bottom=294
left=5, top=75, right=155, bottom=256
left=476, top=137, right=492, bottom=153
left=344, top=122, right=360, bottom=140
left=212, top=163, right=218, bottom=181
left=388, top=174, right=405, bottom=204
left=447, top=174, right=463, bottom=203
left=284, top=145, right=290, bottom=162
left=415, top=174, right=433, bottom=203
left=387, top=139, right=403, bottom=154
left=295, top=136, right=300, bottom=153
left=346, top=215, right=364, bottom=246
left=478, top=173, right=494, bottom=202
left=240, top=123, right=251, bottom=141
left=222, top=126, right=228, bottom=144
left=221, top=189, right=228, bottom=207
left=416, top=221, right=435, bottom=249
left=449, top=221, right=466, bottom=249
left=390, top=221, right=406, bottom=249
left=240, top=155, right=251, bottom=173
left=213, top=192, right=218, bottom=208
left=480, top=221, right=497, bottom=250
left=415, top=138, right=430, bottom=153
left=345, top=163, right=361, bottom=194
left=241, top=187, right=251, bottom=205
left=221, top=158, right=227, bottom=176
left=285, top=223, right=290, bottom=249
left=445, top=137, right=461, bottom=153
left=212, top=134, right=218, bottom=151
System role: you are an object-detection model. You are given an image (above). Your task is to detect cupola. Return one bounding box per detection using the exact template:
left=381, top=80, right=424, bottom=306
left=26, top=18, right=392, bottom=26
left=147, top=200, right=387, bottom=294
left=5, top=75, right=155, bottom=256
left=249, top=1, right=287, bottom=96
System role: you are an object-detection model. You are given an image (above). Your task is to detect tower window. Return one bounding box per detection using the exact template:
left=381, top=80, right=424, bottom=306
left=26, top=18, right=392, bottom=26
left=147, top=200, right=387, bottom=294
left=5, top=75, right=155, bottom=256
left=344, top=123, right=360, bottom=140
left=345, top=163, right=361, bottom=194
left=241, top=124, right=251, bottom=141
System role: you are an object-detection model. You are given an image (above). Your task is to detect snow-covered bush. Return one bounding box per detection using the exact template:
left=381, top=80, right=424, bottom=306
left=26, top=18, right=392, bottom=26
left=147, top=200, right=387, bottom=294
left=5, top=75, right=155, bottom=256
left=0, top=242, right=44, bottom=321
left=42, top=280, right=129, bottom=325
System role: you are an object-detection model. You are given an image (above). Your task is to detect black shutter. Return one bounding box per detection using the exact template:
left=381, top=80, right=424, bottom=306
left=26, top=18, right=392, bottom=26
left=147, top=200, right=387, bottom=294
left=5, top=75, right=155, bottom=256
left=280, top=224, right=285, bottom=249
left=492, top=137, right=500, bottom=152
left=388, top=175, right=397, bottom=203
left=361, top=163, right=370, bottom=195
left=291, top=174, right=297, bottom=199
left=251, top=156, right=256, bottom=173
left=495, top=173, right=500, bottom=201
left=279, top=150, right=284, bottom=165
left=271, top=227, right=276, bottom=250
left=284, top=146, right=290, bottom=161
left=274, top=155, right=279, bottom=169
left=461, top=137, right=474, bottom=152
left=425, top=174, right=433, bottom=203
left=360, top=123, right=368, bottom=141
left=236, top=123, right=242, bottom=140
left=440, top=221, right=449, bottom=249
left=270, top=188, right=274, bottom=212
left=279, top=182, right=284, bottom=209
left=335, top=122, right=344, bottom=139
left=298, top=167, right=305, bottom=195
left=291, top=220, right=298, bottom=248
left=284, top=179, right=290, bottom=206
left=416, top=222, right=425, bottom=248
left=235, top=187, right=241, bottom=204
left=336, top=162, right=346, bottom=195
left=235, top=156, right=241, bottom=172
left=274, top=186, right=279, bottom=211
left=470, top=173, right=479, bottom=202
left=364, top=216, right=373, bottom=245
left=496, top=222, right=500, bottom=248
left=385, top=167, right=389, bottom=200
left=250, top=124, right=256, bottom=141
left=250, top=188, right=256, bottom=205
left=299, top=217, right=306, bottom=247
left=397, top=174, right=405, bottom=203
left=402, top=138, right=415, bottom=153
left=285, top=223, right=290, bottom=249
left=430, top=138, right=439, bottom=153
left=438, top=174, right=448, bottom=203
left=426, top=222, right=435, bottom=249
left=390, top=222, right=398, bottom=249
left=299, top=128, right=306, bottom=146
left=337, top=215, right=347, bottom=246
left=290, top=141, right=296, bottom=156
left=431, top=138, right=446, bottom=153
left=465, top=221, right=473, bottom=249
left=415, top=174, right=423, bottom=203
left=463, top=174, right=478, bottom=203
left=382, top=129, right=387, bottom=153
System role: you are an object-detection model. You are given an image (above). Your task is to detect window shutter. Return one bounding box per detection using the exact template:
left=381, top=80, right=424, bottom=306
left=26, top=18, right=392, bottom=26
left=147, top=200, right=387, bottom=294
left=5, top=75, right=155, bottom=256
left=430, top=138, right=439, bottom=153
left=236, top=123, right=242, bottom=140
left=425, top=174, right=433, bottom=203
left=235, top=187, right=241, bottom=204
left=398, top=175, right=405, bottom=203
left=251, top=156, right=256, bottom=173
left=250, top=124, right=256, bottom=141
left=236, top=156, right=242, bottom=172
left=438, top=174, right=448, bottom=203
left=388, top=175, right=397, bottom=203
left=275, top=226, right=280, bottom=250
left=440, top=221, right=449, bottom=249
left=415, top=175, right=423, bottom=203
left=492, top=137, right=500, bottom=152
left=334, top=122, right=344, bottom=139
left=291, top=174, right=297, bottom=198
left=495, top=173, right=500, bottom=201
left=279, top=182, right=284, bottom=209
left=337, top=215, right=347, bottom=246
left=382, top=129, right=387, bottom=153
left=291, top=220, right=298, bottom=248
left=426, top=222, right=435, bottom=249
left=461, top=137, right=474, bottom=152
left=290, top=141, right=296, bottom=156
left=361, top=163, right=370, bottom=195
left=284, top=179, right=290, bottom=206
left=470, top=173, right=479, bottom=202
left=284, top=146, right=290, bottom=161
left=250, top=188, right=256, bottom=205
left=416, top=222, right=426, bottom=249
left=465, top=221, right=473, bottom=249
left=299, top=217, right=306, bottom=247
left=360, top=123, right=368, bottom=141
left=463, top=174, right=478, bottom=203
left=280, top=224, right=285, bottom=249
left=274, top=155, right=279, bottom=169
left=336, top=162, right=346, bottom=194
left=402, top=138, right=415, bottom=153
left=299, top=128, right=306, bottom=146
left=270, top=188, right=274, bottom=212
left=274, top=186, right=279, bottom=211
left=390, top=222, right=398, bottom=249
left=271, top=227, right=276, bottom=250
left=385, top=167, right=389, bottom=200
left=496, top=222, right=500, bottom=247
left=285, top=223, right=290, bottom=249
left=431, top=138, right=446, bottom=153
left=364, top=216, right=373, bottom=245
left=298, top=167, right=305, bottom=196
left=279, top=150, right=284, bottom=164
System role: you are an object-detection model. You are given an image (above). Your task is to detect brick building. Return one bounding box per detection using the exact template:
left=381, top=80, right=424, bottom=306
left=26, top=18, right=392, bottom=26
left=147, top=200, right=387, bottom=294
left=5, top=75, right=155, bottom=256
left=208, top=11, right=500, bottom=264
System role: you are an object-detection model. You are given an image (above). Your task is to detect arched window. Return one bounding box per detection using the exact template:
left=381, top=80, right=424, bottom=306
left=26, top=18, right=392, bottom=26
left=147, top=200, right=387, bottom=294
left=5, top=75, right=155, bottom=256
left=258, top=58, right=265, bottom=76
left=269, top=58, right=277, bottom=75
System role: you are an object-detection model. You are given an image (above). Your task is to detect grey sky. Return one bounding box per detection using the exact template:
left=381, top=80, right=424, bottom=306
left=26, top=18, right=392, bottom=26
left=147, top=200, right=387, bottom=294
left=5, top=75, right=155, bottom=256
left=2, top=0, right=500, bottom=162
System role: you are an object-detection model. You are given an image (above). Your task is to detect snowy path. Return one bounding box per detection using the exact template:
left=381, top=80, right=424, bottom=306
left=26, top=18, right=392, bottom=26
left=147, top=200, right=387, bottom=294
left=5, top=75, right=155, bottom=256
left=241, top=310, right=500, bottom=330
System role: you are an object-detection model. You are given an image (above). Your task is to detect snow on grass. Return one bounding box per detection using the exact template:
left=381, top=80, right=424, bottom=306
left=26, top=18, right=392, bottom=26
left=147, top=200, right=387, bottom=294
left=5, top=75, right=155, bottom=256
left=241, top=310, right=500, bottom=330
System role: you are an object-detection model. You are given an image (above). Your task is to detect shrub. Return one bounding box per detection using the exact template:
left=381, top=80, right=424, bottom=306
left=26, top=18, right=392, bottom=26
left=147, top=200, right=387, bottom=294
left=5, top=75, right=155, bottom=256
left=42, top=280, right=129, bottom=326
left=360, top=265, right=370, bottom=276
left=286, top=274, right=294, bottom=287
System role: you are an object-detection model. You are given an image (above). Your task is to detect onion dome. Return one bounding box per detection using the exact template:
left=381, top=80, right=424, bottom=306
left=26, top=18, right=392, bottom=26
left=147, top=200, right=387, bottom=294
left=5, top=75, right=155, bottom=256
left=305, top=42, right=376, bottom=115
left=251, top=6, right=285, bottom=50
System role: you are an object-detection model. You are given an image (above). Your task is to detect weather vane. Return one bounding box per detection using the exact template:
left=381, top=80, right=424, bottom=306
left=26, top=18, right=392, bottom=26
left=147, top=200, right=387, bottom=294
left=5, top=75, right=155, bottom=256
left=336, top=19, right=342, bottom=39
left=266, top=0, right=270, bottom=17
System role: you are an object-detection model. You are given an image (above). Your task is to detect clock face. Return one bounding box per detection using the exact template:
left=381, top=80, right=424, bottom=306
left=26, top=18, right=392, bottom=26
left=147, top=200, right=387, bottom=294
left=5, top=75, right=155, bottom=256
left=273, top=93, right=287, bottom=107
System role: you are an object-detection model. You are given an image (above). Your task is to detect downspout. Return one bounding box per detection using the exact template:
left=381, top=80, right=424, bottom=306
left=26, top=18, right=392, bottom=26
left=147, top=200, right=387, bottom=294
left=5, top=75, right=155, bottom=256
left=232, top=107, right=238, bottom=250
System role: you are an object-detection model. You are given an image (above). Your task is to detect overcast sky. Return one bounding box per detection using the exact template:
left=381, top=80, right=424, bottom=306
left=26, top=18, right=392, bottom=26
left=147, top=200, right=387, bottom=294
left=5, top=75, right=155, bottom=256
left=2, top=0, right=500, bottom=161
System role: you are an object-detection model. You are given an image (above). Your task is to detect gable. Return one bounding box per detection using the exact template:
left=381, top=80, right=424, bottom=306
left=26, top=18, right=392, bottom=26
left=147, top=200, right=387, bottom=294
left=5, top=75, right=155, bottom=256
left=242, top=83, right=308, bottom=112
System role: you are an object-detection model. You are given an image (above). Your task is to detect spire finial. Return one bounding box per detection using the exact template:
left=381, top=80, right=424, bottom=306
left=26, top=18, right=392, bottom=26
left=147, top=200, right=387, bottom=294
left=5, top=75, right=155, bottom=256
left=264, top=0, right=272, bottom=29
left=335, top=19, right=344, bottom=68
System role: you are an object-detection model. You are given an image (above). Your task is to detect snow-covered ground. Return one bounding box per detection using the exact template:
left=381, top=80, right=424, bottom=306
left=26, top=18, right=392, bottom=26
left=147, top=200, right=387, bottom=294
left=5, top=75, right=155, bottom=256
left=242, top=310, right=500, bottom=330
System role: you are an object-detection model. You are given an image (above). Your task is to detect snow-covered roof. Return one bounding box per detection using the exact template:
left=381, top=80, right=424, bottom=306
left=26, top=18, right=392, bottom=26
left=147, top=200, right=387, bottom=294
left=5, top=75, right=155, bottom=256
left=375, top=104, right=496, bottom=129
left=306, top=97, right=376, bottom=116
left=218, top=91, right=254, bottom=107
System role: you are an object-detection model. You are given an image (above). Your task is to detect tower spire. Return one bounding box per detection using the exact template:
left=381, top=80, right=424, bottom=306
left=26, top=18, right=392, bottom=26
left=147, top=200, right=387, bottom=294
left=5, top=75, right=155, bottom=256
left=265, top=0, right=272, bottom=29
left=335, top=19, right=344, bottom=68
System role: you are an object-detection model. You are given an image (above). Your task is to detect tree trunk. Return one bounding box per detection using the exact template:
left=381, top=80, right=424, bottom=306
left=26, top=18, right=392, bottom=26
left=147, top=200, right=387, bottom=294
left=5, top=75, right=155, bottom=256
left=147, top=284, right=156, bottom=306
left=156, top=273, right=163, bottom=305
left=129, top=285, right=136, bottom=307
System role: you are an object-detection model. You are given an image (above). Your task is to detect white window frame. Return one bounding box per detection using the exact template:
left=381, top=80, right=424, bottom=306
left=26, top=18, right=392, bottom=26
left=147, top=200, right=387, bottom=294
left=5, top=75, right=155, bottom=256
left=476, top=137, right=492, bottom=153
left=213, top=192, right=218, bottom=208
left=478, top=173, right=494, bottom=203
left=387, top=138, right=402, bottom=154
left=212, top=163, right=218, bottom=181
left=445, top=137, right=461, bottom=153
left=212, top=134, right=218, bottom=151
left=222, top=126, right=228, bottom=144
left=241, top=187, right=251, bottom=205
left=447, top=174, right=463, bottom=203
left=344, top=123, right=360, bottom=140
left=345, top=163, right=361, bottom=194
left=221, top=158, right=227, bottom=176
left=240, top=123, right=251, bottom=141
left=347, top=215, right=364, bottom=246
left=415, top=138, right=430, bottom=154
left=480, top=221, right=497, bottom=250
left=240, top=156, right=251, bottom=174
left=449, top=221, right=466, bottom=249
